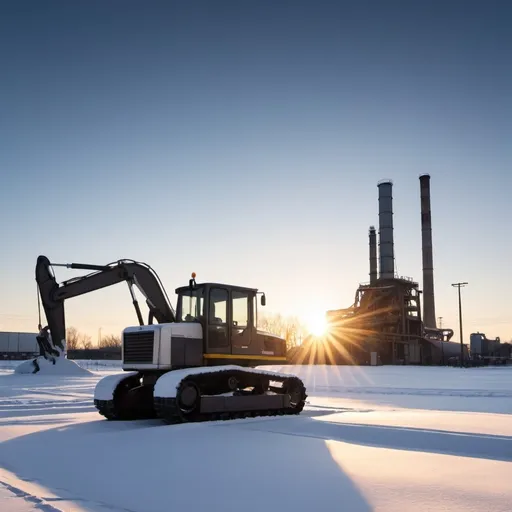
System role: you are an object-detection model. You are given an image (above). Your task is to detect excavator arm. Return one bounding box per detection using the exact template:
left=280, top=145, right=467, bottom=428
left=35, top=255, right=176, bottom=360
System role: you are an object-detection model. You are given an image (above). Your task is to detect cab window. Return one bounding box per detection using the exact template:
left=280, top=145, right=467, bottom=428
left=209, top=287, right=228, bottom=324
left=232, top=290, right=249, bottom=327
left=179, top=288, right=204, bottom=322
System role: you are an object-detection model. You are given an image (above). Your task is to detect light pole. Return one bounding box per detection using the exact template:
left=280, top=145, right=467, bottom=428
left=451, top=282, right=468, bottom=367
left=438, top=316, right=444, bottom=364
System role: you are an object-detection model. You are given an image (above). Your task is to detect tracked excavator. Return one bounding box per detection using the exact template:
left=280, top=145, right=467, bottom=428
left=35, top=255, right=307, bottom=424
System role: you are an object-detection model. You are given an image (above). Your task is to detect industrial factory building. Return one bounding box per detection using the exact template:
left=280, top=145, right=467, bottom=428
left=0, top=331, right=40, bottom=359
left=469, top=332, right=511, bottom=363
left=292, top=174, right=468, bottom=366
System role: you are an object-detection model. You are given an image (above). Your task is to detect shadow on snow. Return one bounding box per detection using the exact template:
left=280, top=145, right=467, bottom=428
left=233, top=416, right=512, bottom=463
left=0, top=415, right=372, bottom=512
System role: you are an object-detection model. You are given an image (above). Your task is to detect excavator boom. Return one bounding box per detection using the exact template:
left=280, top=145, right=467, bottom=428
left=35, top=255, right=176, bottom=358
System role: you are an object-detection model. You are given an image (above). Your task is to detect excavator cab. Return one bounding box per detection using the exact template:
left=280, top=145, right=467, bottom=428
left=175, top=279, right=282, bottom=362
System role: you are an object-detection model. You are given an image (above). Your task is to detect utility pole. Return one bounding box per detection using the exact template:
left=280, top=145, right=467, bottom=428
left=438, top=316, right=444, bottom=364
left=451, top=282, right=468, bottom=367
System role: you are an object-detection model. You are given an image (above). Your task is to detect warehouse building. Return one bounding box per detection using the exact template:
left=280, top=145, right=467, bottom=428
left=0, top=331, right=40, bottom=359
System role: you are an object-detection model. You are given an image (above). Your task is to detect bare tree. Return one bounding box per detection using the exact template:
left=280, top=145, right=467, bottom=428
left=79, top=334, right=93, bottom=350
left=65, top=326, right=93, bottom=350
left=65, top=326, right=80, bottom=350
left=257, top=312, right=307, bottom=349
left=99, top=334, right=122, bottom=349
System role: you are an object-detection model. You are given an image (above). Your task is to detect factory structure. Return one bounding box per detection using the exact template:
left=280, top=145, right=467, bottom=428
left=291, top=175, right=473, bottom=366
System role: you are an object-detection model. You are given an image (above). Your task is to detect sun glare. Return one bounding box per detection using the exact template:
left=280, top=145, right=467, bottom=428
left=306, top=312, right=328, bottom=337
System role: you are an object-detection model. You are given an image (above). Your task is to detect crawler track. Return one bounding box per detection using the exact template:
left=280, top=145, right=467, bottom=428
left=94, top=374, right=158, bottom=421
left=153, top=369, right=307, bottom=424
left=94, top=397, right=158, bottom=421
left=94, top=368, right=307, bottom=425
left=95, top=399, right=121, bottom=420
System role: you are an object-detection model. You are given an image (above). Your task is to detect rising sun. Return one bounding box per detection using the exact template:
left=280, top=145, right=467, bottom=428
left=305, top=312, right=328, bottom=337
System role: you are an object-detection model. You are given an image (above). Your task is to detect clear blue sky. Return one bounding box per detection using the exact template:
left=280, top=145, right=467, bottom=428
left=1, top=1, right=510, bottom=343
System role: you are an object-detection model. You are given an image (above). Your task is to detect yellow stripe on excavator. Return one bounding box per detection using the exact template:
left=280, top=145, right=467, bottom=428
left=203, top=354, right=288, bottom=362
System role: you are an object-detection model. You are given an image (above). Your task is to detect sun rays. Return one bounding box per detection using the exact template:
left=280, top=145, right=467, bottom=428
left=293, top=303, right=400, bottom=387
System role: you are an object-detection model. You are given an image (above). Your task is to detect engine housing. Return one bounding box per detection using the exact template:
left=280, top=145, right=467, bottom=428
left=122, top=323, right=203, bottom=371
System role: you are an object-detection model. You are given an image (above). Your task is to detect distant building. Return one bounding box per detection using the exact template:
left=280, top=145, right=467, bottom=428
left=0, top=331, right=39, bottom=359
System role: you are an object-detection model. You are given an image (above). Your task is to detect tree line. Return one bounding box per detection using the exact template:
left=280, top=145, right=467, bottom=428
left=65, top=326, right=122, bottom=350
left=257, top=312, right=308, bottom=349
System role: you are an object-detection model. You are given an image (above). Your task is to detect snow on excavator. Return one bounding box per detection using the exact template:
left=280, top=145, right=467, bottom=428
left=34, top=255, right=307, bottom=424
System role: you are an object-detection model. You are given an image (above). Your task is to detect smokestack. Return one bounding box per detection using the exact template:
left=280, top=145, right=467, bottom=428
left=378, top=180, right=395, bottom=279
left=369, top=226, right=378, bottom=285
left=420, top=174, right=436, bottom=328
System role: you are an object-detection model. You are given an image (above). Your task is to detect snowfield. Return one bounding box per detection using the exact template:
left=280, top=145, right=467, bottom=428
left=0, top=361, right=511, bottom=512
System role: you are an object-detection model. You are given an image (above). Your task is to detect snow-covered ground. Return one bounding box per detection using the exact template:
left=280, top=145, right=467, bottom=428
left=0, top=360, right=511, bottom=511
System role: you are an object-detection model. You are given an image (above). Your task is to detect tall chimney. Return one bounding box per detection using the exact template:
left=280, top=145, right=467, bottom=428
left=378, top=180, right=395, bottom=279
left=420, top=174, right=436, bottom=328
left=369, top=226, right=378, bottom=285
